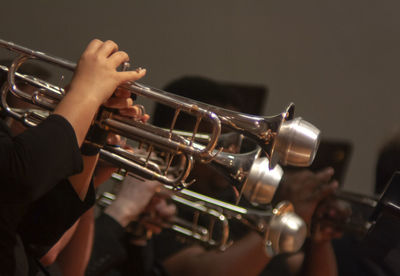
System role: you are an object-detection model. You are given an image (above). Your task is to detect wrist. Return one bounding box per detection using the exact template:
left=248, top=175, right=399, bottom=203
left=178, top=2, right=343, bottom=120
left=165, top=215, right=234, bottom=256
left=309, top=237, right=332, bottom=247
left=67, top=83, right=104, bottom=107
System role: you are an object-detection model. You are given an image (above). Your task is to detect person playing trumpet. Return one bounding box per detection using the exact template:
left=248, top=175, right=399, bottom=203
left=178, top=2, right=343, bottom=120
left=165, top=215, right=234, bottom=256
left=0, top=38, right=147, bottom=275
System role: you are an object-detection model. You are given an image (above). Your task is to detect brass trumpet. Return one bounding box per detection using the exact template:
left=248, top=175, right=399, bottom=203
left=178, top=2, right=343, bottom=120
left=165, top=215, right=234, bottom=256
left=98, top=173, right=307, bottom=256
left=0, top=39, right=320, bottom=190
left=99, top=137, right=284, bottom=206
left=317, top=172, right=400, bottom=241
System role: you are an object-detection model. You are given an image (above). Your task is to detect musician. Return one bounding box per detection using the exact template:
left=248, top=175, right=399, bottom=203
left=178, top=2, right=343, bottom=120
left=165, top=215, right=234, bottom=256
left=331, top=132, right=400, bottom=276
left=84, top=173, right=176, bottom=276
left=0, top=39, right=146, bottom=275
left=77, top=76, right=339, bottom=276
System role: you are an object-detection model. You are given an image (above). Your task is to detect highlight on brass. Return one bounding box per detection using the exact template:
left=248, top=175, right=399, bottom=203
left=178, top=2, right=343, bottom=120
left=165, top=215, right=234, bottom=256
left=270, top=112, right=321, bottom=168
left=0, top=38, right=320, bottom=191
left=242, top=157, right=284, bottom=206
left=98, top=173, right=307, bottom=256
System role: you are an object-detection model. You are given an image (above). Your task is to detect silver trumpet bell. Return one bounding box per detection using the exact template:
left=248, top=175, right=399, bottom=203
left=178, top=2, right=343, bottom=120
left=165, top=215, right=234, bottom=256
left=190, top=132, right=284, bottom=205
left=242, top=157, right=284, bottom=205
left=132, top=80, right=320, bottom=169
left=269, top=108, right=321, bottom=168
left=265, top=201, right=307, bottom=256
left=205, top=145, right=283, bottom=205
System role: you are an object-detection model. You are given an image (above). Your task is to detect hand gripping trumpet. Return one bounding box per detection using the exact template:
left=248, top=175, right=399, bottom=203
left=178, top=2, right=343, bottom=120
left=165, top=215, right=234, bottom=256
left=98, top=174, right=307, bottom=256
left=318, top=173, right=400, bottom=238
left=0, top=38, right=320, bottom=190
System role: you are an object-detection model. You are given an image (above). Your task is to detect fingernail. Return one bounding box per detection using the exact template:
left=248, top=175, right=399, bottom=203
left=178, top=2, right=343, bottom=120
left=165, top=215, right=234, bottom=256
left=127, top=98, right=133, bottom=106
left=135, top=67, right=146, bottom=73
left=326, top=167, right=334, bottom=175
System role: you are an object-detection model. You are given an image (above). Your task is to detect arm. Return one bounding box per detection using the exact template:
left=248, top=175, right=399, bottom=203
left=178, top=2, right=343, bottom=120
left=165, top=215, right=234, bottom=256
left=57, top=208, right=95, bottom=276
left=0, top=39, right=146, bottom=203
left=300, top=197, right=351, bottom=276
left=163, top=232, right=271, bottom=276
left=39, top=209, right=95, bottom=275
left=264, top=168, right=339, bottom=275
left=86, top=176, right=162, bottom=275
left=301, top=239, right=338, bottom=276
left=39, top=220, right=81, bottom=267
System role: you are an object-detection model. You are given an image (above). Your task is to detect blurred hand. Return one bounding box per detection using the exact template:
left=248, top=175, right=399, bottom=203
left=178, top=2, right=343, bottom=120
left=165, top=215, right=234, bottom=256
left=273, top=167, right=338, bottom=227
left=311, top=197, right=352, bottom=243
left=141, top=196, right=177, bottom=234
left=104, top=174, right=162, bottom=227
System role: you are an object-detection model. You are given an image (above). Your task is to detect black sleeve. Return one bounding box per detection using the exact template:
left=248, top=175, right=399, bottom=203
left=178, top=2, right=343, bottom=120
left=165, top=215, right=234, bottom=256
left=18, top=179, right=96, bottom=258
left=122, top=239, right=170, bottom=276
left=0, top=114, right=83, bottom=204
left=85, top=213, right=128, bottom=276
left=87, top=213, right=171, bottom=276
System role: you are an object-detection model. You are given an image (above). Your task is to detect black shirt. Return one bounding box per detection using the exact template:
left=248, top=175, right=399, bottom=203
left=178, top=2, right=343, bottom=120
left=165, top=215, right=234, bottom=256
left=0, top=115, right=93, bottom=275
left=86, top=213, right=169, bottom=276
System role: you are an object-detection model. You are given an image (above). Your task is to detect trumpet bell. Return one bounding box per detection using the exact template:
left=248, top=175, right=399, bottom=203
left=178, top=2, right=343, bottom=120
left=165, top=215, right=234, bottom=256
left=270, top=116, right=321, bottom=168
left=266, top=201, right=307, bottom=256
left=242, top=157, right=283, bottom=205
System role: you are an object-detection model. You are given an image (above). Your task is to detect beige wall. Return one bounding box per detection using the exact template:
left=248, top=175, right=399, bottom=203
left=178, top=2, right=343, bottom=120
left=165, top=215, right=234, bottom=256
left=1, top=0, right=400, bottom=195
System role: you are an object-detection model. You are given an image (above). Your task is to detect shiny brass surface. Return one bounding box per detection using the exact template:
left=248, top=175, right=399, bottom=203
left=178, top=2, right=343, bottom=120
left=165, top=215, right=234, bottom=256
left=0, top=39, right=321, bottom=189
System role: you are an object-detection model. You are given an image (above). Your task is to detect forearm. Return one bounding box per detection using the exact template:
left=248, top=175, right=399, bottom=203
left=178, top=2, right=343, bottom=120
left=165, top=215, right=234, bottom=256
left=57, top=208, right=95, bottom=276
left=53, top=88, right=102, bottom=147
left=40, top=220, right=80, bottom=267
left=164, top=232, right=271, bottom=276
left=69, top=155, right=99, bottom=201
left=302, top=241, right=338, bottom=276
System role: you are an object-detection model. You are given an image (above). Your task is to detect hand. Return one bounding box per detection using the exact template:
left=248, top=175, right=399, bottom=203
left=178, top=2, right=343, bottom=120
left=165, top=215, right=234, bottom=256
left=103, top=87, right=150, bottom=122
left=104, top=174, right=161, bottom=227
left=70, top=39, right=146, bottom=104
left=273, top=168, right=338, bottom=227
left=311, top=198, right=351, bottom=243
left=141, top=196, right=177, bottom=234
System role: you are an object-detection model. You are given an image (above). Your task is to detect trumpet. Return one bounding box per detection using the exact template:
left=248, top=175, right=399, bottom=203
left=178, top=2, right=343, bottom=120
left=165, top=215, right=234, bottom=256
left=328, top=190, right=378, bottom=237
left=0, top=38, right=320, bottom=189
left=99, top=137, right=284, bottom=205
left=97, top=173, right=307, bottom=256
